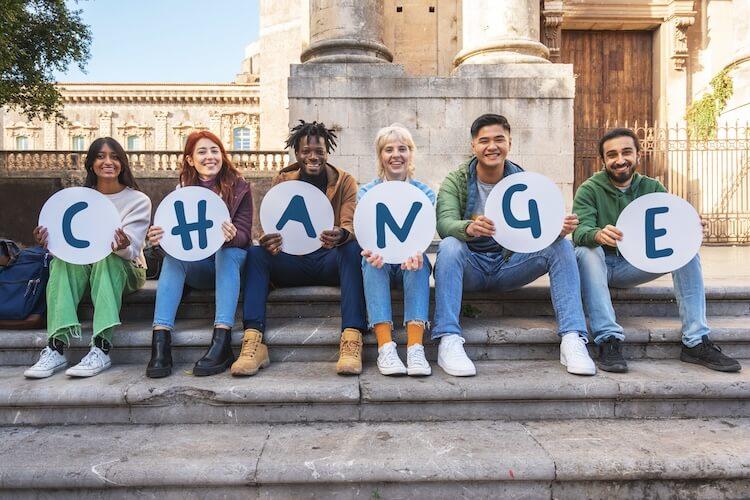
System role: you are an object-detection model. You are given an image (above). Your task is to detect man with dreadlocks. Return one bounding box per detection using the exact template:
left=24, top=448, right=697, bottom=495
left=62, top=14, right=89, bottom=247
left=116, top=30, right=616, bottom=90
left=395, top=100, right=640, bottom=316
left=232, top=120, right=368, bottom=376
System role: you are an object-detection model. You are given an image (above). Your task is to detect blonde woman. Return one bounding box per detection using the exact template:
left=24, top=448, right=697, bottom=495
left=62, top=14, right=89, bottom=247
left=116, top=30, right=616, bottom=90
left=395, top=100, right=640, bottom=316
left=358, top=124, right=435, bottom=376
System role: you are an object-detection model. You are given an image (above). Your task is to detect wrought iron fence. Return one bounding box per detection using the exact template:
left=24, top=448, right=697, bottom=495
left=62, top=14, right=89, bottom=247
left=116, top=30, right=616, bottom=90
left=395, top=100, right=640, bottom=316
left=574, top=121, right=750, bottom=245
left=0, top=150, right=290, bottom=177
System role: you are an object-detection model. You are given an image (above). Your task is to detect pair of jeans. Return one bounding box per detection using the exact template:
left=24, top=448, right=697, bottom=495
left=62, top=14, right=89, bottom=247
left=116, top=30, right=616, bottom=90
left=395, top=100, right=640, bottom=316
left=575, top=246, right=708, bottom=347
left=432, top=236, right=587, bottom=339
left=46, top=254, right=146, bottom=345
left=361, top=255, right=431, bottom=328
left=243, top=240, right=367, bottom=333
left=152, top=247, right=247, bottom=330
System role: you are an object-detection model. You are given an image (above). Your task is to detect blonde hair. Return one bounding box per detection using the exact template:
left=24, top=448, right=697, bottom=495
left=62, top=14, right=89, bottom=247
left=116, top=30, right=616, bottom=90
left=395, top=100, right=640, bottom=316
left=374, top=123, right=416, bottom=180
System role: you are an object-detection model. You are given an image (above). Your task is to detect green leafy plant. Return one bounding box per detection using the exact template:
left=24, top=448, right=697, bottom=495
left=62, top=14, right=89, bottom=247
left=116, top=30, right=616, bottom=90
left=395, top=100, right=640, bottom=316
left=685, top=69, right=734, bottom=140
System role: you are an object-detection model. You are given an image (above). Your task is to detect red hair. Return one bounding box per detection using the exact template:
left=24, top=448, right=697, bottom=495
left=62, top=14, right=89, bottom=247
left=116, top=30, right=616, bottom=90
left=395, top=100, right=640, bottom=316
left=180, top=131, right=241, bottom=205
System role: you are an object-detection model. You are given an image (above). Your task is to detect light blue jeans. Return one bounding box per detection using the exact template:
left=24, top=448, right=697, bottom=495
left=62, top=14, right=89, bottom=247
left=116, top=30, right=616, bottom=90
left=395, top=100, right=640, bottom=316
left=153, top=247, right=247, bottom=330
left=575, top=246, right=707, bottom=347
left=361, top=255, right=431, bottom=329
left=433, top=236, right=587, bottom=339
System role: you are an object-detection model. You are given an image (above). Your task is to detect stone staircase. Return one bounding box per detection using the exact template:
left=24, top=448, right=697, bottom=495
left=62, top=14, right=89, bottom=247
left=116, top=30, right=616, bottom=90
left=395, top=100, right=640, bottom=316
left=1, top=279, right=749, bottom=498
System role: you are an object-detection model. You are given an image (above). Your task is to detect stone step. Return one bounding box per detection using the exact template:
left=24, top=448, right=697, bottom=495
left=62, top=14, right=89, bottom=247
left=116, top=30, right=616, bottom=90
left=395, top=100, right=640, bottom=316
left=2, top=316, right=748, bottom=366
left=0, top=418, right=748, bottom=498
left=1, top=359, right=747, bottom=426
left=76, top=280, right=750, bottom=321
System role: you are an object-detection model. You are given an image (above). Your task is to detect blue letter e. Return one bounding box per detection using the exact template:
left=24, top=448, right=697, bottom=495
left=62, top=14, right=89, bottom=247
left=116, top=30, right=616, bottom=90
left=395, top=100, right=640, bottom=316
left=502, top=184, right=541, bottom=238
left=645, top=206, right=674, bottom=259
left=276, top=195, right=316, bottom=238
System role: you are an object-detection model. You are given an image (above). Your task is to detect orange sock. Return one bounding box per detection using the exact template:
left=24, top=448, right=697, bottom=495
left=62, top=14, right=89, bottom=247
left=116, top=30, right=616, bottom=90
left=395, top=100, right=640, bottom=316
left=373, top=323, right=392, bottom=349
left=406, top=321, right=424, bottom=347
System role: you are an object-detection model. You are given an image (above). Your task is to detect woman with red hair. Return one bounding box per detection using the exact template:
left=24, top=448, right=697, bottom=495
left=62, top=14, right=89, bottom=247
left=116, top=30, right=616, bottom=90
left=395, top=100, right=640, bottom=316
left=145, top=131, right=252, bottom=378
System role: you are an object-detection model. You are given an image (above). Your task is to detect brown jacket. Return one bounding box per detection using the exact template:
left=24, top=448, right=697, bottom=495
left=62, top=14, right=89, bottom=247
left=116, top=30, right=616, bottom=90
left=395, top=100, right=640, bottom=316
left=272, top=162, right=357, bottom=244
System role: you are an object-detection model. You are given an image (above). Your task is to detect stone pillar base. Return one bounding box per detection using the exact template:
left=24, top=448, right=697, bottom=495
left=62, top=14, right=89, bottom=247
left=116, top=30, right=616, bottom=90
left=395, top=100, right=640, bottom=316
left=301, top=39, right=393, bottom=64
left=288, top=62, right=575, bottom=207
left=454, top=40, right=550, bottom=66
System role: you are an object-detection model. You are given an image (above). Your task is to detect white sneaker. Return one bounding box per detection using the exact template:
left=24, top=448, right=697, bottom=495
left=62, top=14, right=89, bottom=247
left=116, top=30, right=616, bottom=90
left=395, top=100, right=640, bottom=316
left=377, top=341, right=407, bottom=375
left=560, top=332, right=596, bottom=376
left=437, top=335, right=476, bottom=376
left=65, top=346, right=112, bottom=377
left=406, top=344, right=431, bottom=376
left=24, top=347, right=68, bottom=379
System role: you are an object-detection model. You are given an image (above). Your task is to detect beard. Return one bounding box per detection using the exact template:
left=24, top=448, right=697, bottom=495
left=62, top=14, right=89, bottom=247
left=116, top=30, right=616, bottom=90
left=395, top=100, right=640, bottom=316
left=605, top=162, right=636, bottom=184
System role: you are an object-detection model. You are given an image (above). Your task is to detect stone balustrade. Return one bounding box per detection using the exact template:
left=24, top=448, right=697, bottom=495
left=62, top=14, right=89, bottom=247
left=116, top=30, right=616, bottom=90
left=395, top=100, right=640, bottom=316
left=0, top=150, right=290, bottom=178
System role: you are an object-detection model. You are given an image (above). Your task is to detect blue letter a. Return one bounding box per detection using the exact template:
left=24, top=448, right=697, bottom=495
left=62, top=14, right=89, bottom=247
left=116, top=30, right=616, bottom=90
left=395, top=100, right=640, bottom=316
left=645, top=206, right=674, bottom=259
left=376, top=201, right=422, bottom=249
left=502, top=184, right=541, bottom=238
left=276, top=195, right=316, bottom=238
left=62, top=201, right=90, bottom=249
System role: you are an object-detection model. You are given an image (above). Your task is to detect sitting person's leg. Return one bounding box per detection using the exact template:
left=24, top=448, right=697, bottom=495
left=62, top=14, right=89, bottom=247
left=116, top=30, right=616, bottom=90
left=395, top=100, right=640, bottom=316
left=331, top=240, right=367, bottom=375
left=25, top=259, right=91, bottom=378
left=402, top=254, right=432, bottom=376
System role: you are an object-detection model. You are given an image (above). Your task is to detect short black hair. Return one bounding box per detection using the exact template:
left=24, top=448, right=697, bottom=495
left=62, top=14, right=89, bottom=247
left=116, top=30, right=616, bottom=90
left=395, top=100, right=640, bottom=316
left=470, top=114, right=512, bottom=138
left=598, top=128, right=641, bottom=158
left=285, top=120, right=338, bottom=153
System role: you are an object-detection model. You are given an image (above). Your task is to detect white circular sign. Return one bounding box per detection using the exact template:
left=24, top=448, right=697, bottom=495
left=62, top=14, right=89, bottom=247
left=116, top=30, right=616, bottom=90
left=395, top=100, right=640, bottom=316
left=260, top=180, right=334, bottom=255
left=485, top=172, right=565, bottom=253
left=354, top=181, right=436, bottom=264
left=616, top=192, right=702, bottom=274
left=38, top=187, right=121, bottom=265
left=153, top=186, right=230, bottom=262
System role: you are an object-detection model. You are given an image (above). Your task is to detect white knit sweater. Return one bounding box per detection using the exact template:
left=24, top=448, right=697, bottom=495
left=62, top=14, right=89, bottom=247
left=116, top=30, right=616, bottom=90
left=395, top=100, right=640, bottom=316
left=107, top=187, right=152, bottom=267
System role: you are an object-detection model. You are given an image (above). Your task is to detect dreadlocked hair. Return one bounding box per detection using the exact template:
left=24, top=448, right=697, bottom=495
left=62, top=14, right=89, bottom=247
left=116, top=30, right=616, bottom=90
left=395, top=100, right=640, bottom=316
left=285, top=120, right=338, bottom=153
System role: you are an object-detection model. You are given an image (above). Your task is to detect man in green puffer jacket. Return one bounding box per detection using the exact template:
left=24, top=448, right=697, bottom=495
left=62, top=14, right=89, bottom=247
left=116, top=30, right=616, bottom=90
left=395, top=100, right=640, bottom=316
left=573, top=128, right=741, bottom=373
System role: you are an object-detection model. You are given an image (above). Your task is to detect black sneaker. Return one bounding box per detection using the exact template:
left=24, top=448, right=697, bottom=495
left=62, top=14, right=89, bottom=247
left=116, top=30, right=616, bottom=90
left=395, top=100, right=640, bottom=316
left=597, top=338, right=628, bottom=373
left=680, top=335, right=741, bottom=372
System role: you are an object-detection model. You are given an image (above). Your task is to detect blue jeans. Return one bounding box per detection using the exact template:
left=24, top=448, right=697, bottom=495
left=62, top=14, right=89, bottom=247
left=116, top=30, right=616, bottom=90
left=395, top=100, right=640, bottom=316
left=361, top=255, right=431, bottom=329
left=242, top=240, right=367, bottom=333
left=153, top=247, right=247, bottom=330
left=575, top=246, right=708, bottom=347
left=433, top=236, right=587, bottom=339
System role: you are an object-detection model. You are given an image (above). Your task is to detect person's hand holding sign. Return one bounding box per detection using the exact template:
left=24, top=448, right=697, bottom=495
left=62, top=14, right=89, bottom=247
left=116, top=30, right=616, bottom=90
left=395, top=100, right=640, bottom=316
left=33, top=226, right=49, bottom=249
left=111, top=228, right=130, bottom=252
left=361, top=249, right=384, bottom=269
left=559, top=214, right=579, bottom=237
left=147, top=226, right=164, bottom=247
left=320, top=226, right=344, bottom=249
left=260, top=233, right=283, bottom=256
left=401, top=252, right=423, bottom=271
left=466, top=215, right=495, bottom=238
left=221, top=220, right=237, bottom=242
left=594, top=224, right=624, bottom=247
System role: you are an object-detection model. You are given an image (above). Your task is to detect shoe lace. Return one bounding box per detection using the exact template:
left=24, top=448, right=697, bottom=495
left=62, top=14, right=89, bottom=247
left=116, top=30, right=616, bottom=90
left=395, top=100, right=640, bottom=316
left=569, top=335, right=590, bottom=355
left=408, top=345, right=426, bottom=365
left=80, top=348, right=103, bottom=367
left=340, top=340, right=361, bottom=357
left=38, top=347, right=56, bottom=367
left=240, top=337, right=259, bottom=356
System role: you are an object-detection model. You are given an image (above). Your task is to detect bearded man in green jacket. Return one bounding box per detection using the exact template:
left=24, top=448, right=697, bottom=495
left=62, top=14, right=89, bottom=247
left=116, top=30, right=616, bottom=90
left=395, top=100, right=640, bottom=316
left=573, top=127, right=741, bottom=373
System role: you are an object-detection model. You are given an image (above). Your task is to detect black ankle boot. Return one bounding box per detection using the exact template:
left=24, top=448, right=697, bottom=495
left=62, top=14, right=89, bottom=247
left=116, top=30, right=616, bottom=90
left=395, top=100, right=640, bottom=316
left=146, top=330, right=173, bottom=378
left=193, top=328, right=235, bottom=376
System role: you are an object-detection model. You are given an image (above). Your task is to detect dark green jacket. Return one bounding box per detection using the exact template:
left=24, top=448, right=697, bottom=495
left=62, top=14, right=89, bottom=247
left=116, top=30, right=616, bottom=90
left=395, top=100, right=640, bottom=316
left=572, top=170, right=667, bottom=251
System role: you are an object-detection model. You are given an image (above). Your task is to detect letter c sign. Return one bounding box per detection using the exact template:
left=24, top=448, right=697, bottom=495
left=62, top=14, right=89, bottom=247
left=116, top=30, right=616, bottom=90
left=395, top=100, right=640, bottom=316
left=616, top=193, right=702, bottom=273
left=38, top=187, right=121, bottom=265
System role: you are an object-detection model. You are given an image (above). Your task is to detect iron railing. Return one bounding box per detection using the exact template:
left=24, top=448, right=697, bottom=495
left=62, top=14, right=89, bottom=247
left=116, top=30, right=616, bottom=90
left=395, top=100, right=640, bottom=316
left=574, top=121, right=750, bottom=245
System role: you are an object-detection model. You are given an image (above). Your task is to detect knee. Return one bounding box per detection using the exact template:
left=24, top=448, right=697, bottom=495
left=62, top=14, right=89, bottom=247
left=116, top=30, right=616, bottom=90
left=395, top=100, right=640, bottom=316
left=338, top=240, right=362, bottom=259
left=574, top=245, right=604, bottom=269
left=218, top=247, right=247, bottom=264
left=437, top=237, right=467, bottom=264
left=247, top=245, right=271, bottom=264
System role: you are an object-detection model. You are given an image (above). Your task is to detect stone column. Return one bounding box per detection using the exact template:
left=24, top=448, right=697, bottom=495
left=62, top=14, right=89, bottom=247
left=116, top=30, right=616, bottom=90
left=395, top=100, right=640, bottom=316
left=301, top=0, right=393, bottom=64
left=98, top=111, right=113, bottom=137
left=454, top=0, right=550, bottom=66
left=153, top=111, right=168, bottom=149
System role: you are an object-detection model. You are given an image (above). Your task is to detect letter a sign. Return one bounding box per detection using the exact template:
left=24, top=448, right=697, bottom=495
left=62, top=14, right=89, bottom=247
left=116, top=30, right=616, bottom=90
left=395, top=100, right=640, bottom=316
left=260, top=181, right=334, bottom=255
left=38, top=187, right=121, bottom=265
left=616, top=193, right=702, bottom=273
left=154, top=187, right=230, bottom=261
left=354, top=181, right=436, bottom=264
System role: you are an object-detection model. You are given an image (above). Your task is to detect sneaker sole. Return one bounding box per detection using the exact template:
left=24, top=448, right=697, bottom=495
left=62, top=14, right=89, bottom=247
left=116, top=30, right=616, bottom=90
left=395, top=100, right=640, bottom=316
left=407, top=366, right=432, bottom=376
left=24, top=362, right=68, bottom=379
left=378, top=366, right=407, bottom=376
left=680, top=353, right=741, bottom=372
left=597, top=361, right=628, bottom=373
left=437, top=360, right=476, bottom=377
left=231, top=357, right=271, bottom=377
left=66, top=361, right=112, bottom=378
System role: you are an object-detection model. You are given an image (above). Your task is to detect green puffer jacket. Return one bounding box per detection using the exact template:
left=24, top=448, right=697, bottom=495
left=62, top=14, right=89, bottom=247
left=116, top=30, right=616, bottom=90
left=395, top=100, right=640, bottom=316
left=572, top=170, right=667, bottom=251
left=436, top=158, right=474, bottom=240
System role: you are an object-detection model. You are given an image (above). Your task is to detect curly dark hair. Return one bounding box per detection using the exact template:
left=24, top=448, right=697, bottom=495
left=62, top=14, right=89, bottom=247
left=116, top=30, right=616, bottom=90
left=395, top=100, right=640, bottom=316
left=285, top=120, right=338, bottom=153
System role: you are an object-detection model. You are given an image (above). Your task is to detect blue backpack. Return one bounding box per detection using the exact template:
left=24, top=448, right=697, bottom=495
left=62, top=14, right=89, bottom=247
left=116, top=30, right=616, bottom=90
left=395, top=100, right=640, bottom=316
left=0, top=245, right=51, bottom=320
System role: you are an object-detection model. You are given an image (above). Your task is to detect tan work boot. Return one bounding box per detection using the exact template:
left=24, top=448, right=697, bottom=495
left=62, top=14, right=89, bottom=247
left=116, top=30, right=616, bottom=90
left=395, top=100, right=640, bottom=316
left=336, top=328, right=363, bottom=375
left=230, top=329, right=270, bottom=376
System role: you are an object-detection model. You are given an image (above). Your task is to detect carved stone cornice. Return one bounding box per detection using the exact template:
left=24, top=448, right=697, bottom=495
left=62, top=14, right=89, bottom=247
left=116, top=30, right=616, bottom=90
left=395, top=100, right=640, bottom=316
left=561, top=0, right=695, bottom=30
left=58, top=83, right=260, bottom=105
left=670, top=15, right=695, bottom=71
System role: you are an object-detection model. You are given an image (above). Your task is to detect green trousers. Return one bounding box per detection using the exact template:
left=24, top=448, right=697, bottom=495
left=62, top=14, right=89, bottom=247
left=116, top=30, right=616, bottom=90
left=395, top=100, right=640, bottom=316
left=46, top=254, right=146, bottom=345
